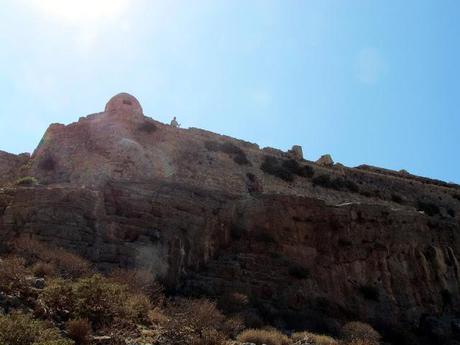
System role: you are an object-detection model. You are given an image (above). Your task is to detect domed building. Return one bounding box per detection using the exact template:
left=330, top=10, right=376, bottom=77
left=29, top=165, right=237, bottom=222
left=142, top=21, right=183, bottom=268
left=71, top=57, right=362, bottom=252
left=105, top=93, right=143, bottom=115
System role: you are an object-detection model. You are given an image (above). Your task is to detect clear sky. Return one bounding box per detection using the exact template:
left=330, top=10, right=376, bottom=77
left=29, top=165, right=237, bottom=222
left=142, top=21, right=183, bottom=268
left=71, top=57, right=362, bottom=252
left=0, top=1, right=458, bottom=183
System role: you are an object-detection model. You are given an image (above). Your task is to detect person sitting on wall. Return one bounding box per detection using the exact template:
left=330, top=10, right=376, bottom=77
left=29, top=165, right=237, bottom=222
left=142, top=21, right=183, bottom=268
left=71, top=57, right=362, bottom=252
left=170, top=116, right=180, bottom=128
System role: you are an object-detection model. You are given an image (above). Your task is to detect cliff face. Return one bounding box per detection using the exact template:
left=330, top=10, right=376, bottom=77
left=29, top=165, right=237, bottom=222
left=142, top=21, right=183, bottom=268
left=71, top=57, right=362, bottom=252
left=0, top=151, right=29, bottom=185
left=1, top=93, right=460, bottom=342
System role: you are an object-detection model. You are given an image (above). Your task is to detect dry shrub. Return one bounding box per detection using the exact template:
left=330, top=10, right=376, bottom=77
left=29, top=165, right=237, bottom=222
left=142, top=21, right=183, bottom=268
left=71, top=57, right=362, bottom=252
left=291, top=331, right=338, bottom=345
left=12, top=237, right=91, bottom=279
left=40, top=274, right=129, bottom=328
left=162, top=298, right=228, bottom=345
left=191, top=328, right=227, bottom=345
left=108, top=268, right=164, bottom=303
left=341, top=322, right=381, bottom=345
left=221, top=315, right=245, bottom=338
left=9, top=237, right=44, bottom=262
left=39, top=278, right=76, bottom=320
left=0, top=312, right=72, bottom=345
left=55, top=249, right=92, bottom=278
left=41, top=273, right=153, bottom=331
left=66, top=318, right=91, bottom=345
left=0, top=256, right=31, bottom=296
left=166, top=298, right=225, bottom=332
left=148, top=307, right=169, bottom=326
left=71, top=274, right=129, bottom=327
left=345, top=340, right=379, bottom=345
left=125, top=293, right=152, bottom=322
left=237, top=328, right=290, bottom=345
left=32, top=262, right=56, bottom=278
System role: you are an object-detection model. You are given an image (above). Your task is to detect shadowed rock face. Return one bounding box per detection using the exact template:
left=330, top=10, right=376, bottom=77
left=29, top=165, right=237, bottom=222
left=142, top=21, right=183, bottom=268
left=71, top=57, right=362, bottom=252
left=0, top=151, right=29, bottom=185
left=1, top=93, right=460, bottom=343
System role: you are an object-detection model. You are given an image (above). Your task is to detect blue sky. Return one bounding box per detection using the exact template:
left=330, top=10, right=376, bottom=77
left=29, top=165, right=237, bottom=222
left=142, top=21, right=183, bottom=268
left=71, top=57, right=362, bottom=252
left=0, top=1, right=459, bottom=183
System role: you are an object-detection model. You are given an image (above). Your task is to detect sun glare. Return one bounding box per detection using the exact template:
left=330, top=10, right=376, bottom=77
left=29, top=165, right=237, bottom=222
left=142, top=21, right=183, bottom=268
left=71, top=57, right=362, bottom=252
left=28, top=0, right=129, bottom=24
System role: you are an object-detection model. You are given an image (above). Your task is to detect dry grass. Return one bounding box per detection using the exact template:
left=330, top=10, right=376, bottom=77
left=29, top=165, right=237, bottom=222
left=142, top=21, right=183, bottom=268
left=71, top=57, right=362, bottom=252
left=237, top=328, right=290, bottom=345
left=291, top=331, right=338, bottom=345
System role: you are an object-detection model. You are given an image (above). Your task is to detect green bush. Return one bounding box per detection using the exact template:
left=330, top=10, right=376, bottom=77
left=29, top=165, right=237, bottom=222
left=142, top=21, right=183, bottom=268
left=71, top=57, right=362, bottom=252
left=72, top=275, right=129, bottom=327
left=260, top=156, right=313, bottom=182
left=15, top=176, right=38, bottom=186
left=204, top=141, right=250, bottom=165
left=282, top=159, right=314, bottom=178
left=313, top=174, right=359, bottom=193
left=40, top=274, right=131, bottom=328
left=137, top=120, right=157, bottom=133
left=40, top=278, right=77, bottom=320
left=261, top=156, right=294, bottom=181
left=0, top=313, right=73, bottom=345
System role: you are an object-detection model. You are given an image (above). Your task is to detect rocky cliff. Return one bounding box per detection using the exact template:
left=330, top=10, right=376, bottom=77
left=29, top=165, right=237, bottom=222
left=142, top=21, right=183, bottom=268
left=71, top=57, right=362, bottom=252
left=1, top=93, right=459, bottom=343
